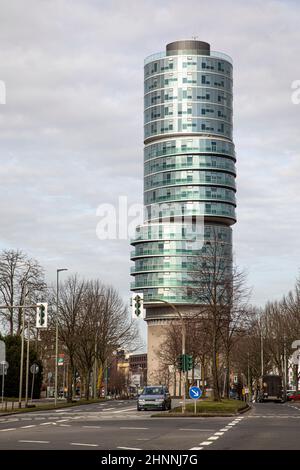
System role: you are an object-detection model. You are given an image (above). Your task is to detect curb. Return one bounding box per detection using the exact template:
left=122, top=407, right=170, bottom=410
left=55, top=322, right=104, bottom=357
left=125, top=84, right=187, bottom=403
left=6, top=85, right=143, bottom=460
left=151, top=404, right=251, bottom=418
left=0, top=399, right=108, bottom=417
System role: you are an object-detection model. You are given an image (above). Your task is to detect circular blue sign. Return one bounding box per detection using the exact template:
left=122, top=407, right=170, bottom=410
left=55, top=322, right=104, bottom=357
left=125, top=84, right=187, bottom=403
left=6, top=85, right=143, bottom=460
left=189, top=386, right=202, bottom=400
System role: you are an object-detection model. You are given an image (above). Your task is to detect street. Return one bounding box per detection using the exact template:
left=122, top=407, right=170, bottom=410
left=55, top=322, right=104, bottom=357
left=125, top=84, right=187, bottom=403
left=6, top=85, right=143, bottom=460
left=0, top=400, right=300, bottom=450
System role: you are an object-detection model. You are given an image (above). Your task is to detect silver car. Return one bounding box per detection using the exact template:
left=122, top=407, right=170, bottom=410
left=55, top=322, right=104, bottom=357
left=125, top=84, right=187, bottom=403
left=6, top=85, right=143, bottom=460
left=137, top=385, right=171, bottom=411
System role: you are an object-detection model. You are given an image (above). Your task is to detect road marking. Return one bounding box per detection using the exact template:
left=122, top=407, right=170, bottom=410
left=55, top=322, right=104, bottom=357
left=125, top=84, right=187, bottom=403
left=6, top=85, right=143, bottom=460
left=179, top=428, right=216, bottom=432
left=0, top=428, right=16, bottom=432
left=120, top=427, right=149, bottom=430
left=19, top=440, right=50, bottom=444
left=59, top=424, right=71, bottom=427
left=83, top=426, right=102, bottom=429
left=199, top=441, right=213, bottom=446
left=214, top=432, right=224, bottom=436
left=21, top=425, right=36, bottom=429
left=113, top=407, right=136, bottom=414
left=40, top=422, right=54, bottom=426
left=102, top=407, right=115, bottom=411
left=190, top=447, right=203, bottom=450
left=57, top=419, right=69, bottom=423
left=117, top=446, right=141, bottom=450
left=208, top=436, right=219, bottom=441
left=220, top=428, right=229, bottom=432
left=70, top=442, right=99, bottom=447
left=21, top=418, right=32, bottom=421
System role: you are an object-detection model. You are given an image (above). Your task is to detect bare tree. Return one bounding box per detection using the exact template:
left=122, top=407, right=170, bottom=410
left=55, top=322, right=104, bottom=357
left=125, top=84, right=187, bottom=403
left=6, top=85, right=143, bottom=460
left=189, top=229, right=250, bottom=401
left=0, top=249, right=46, bottom=335
left=57, top=275, right=87, bottom=401
left=57, top=277, right=142, bottom=400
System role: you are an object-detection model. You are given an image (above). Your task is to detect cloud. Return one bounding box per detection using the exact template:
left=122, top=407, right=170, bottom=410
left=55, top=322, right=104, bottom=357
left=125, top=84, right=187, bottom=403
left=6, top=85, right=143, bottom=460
left=0, top=0, right=299, bottom=333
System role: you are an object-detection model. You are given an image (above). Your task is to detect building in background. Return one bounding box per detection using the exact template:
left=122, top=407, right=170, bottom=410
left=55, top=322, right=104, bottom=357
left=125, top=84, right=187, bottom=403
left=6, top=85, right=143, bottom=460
left=131, top=40, right=236, bottom=384
left=129, top=353, right=147, bottom=389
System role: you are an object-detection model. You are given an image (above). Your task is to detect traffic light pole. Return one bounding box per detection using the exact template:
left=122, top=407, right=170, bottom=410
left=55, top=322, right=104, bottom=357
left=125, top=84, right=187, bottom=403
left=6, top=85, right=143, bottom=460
left=55, top=268, right=68, bottom=407
left=25, top=312, right=30, bottom=407
left=0, top=297, right=47, bottom=409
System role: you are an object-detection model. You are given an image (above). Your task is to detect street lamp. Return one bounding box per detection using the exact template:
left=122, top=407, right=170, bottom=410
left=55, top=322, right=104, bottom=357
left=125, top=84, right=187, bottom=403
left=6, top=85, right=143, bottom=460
left=55, top=268, right=68, bottom=407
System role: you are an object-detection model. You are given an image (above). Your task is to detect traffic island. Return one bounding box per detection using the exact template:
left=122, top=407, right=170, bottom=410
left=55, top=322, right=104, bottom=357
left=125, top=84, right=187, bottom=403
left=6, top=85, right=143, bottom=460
left=0, top=398, right=108, bottom=416
left=151, top=400, right=250, bottom=417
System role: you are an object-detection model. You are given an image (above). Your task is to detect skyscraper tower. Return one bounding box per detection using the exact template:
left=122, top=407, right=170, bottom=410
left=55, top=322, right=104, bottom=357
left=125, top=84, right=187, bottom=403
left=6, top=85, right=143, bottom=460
left=131, top=40, right=236, bottom=384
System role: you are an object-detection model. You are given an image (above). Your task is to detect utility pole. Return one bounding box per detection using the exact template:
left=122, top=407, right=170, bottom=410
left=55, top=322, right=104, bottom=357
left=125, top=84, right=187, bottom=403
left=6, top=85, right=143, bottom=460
left=18, top=283, right=26, bottom=408
left=55, top=268, right=68, bottom=407
left=25, top=311, right=30, bottom=407
left=283, top=335, right=287, bottom=400
left=260, top=318, right=264, bottom=377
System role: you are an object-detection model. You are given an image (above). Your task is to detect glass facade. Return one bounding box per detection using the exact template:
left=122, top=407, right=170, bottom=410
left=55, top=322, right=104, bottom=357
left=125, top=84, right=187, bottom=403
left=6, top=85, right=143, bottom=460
left=131, top=41, right=236, bottom=305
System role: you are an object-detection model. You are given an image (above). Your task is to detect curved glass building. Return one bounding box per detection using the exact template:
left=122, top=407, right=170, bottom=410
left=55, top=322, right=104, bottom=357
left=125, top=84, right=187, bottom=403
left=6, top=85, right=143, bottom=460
left=130, top=40, right=236, bottom=381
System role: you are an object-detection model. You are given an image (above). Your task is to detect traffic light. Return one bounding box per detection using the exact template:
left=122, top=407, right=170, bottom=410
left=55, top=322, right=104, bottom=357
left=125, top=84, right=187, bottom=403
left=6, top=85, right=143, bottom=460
left=176, top=354, right=183, bottom=371
left=186, top=354, right=193, bottom=371
left=176, top=354, right=193, bottom=372
left=36, top=303, right=48, bottom=328
left=131, top=293, right=144, bottom=318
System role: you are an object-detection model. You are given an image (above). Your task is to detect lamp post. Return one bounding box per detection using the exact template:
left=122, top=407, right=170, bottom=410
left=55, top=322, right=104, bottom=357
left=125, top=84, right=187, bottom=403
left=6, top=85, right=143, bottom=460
left=18, top=282, right=27, bottom=409
left=55, top=268, right=68, bottom=407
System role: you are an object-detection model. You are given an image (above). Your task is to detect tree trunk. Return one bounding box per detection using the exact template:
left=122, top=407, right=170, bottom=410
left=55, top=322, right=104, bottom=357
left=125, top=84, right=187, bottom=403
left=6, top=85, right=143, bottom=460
left=173, top=369, right=177, bottom=397
left=85, top=370, right=90, bottom=400
left=225, top=348, right=230, bottom=399
left=212, top=337, right=221, bottom=401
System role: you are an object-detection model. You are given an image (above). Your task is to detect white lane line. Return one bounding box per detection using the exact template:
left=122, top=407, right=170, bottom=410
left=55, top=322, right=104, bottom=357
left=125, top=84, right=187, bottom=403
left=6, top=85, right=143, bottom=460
left=83, top=426, right=102, bottom=429
left=117, top=446, right=141, bottom=450
left=208, top=436, right=219, bottom=441
left=102, top=407, right=115, bottom=411
left=199, top=441, right=213, bottom=446
left=220, top=428, right=229, bottom=431
left=21, top=418, right=32, bottom=421
left=5, top=419, right=19, bottom=423
left=113, top=407, right=136, bottom=414
left=190, top=447, right=203, bottom=450
left=70, top=442, right=99, bottom=447
left=21, top=425, right=36, bottom=429
left=120, top=427, right=149, bottom=430
left=19, top=440, right=50, bottom=444
left=40, top=422, right=54, bottom=426
left=179, top=428, right=215, bottom=432
left=0, top=428, right=16, bottom=432
left=214, top=432, right=224, bottom=436
left=59, top=424, right=71, bottom=427
left=57, top=419, right=69, bottom=423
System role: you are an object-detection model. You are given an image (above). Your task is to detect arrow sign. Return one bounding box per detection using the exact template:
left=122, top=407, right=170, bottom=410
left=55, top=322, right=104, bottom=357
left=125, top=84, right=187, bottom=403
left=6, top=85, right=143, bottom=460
left=189, top=386, right=202, bottom=400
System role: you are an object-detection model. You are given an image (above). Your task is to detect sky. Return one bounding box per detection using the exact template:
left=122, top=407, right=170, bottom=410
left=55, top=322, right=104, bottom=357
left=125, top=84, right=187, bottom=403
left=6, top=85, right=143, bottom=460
left=0, top=0, right=299, bottom=344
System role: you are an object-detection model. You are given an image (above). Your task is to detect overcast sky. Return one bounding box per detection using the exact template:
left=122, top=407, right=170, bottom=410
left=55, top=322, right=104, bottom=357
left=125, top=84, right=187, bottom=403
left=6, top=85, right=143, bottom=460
left=0, top=0, right=299, bottom=338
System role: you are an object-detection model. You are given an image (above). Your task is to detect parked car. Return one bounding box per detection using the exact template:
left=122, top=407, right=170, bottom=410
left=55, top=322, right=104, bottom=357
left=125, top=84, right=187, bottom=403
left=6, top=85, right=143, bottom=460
left=286, top=390, right=295, bottom=401
left=229, top=389, right=240, bottom=400
left=137, top=385, right=171, bottom=411
left=288, top=391, right=300, bottom=401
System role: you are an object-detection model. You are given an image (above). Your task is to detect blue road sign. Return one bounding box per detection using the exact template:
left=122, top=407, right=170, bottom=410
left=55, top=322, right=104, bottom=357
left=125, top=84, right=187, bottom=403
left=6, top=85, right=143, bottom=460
left=189, top=386, right=202, bottom=400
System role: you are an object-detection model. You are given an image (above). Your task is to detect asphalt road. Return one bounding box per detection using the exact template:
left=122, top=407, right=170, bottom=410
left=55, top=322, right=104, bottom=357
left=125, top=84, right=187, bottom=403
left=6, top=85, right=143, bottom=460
left=0, top=400, right=299, bottom=450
